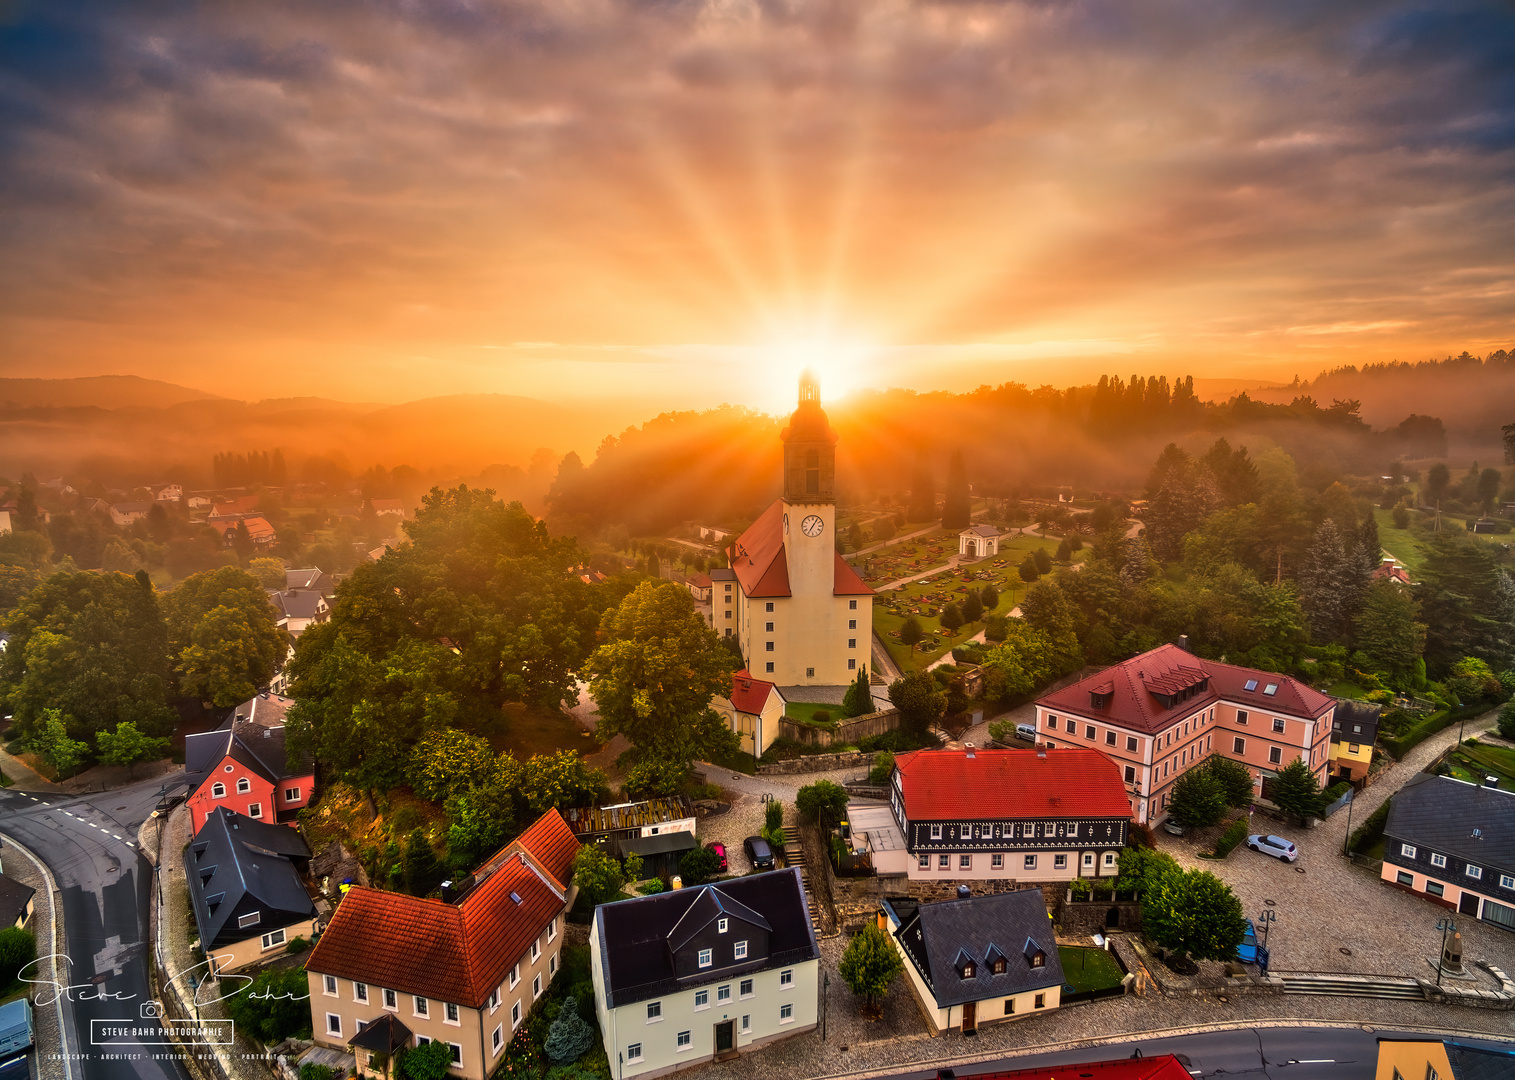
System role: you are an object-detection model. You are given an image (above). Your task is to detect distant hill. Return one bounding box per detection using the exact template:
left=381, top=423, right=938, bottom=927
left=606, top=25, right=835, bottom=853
left=0, top=375, right=223, bottom=410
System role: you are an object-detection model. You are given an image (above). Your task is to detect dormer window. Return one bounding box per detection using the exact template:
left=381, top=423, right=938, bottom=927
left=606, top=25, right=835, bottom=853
left=954, top=950, right=977, bottom=979
left=717, top=918, right=728, bottom=934
left=962, top=962, right=975, bottom=979
left=1024, top=938, right=1046, bottom=968
left=985, top=945, right=1008, bottom=975
left=1089, top=690, right=1112, bottom=709
left=993, top=957, right=1006, bottom=975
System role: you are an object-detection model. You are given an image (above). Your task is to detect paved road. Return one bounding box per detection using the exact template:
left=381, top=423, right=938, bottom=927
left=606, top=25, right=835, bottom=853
left=0, top=777, right=193, bottom=1080
left=884, top=1024, right=1514, bottom=1080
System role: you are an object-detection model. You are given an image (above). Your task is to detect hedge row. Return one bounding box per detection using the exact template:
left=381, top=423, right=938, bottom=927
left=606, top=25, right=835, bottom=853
left=1212, top=817, right=1249, bottom=858
left=1347, top=797, right=1392, bottom=856
left=1382, top=702, right=1488, bottom=758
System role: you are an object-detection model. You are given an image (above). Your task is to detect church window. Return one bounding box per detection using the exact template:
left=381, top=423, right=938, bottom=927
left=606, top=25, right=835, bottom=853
left=765, top=642, right=774, bottom=652
left=804, top=450, right=820, bottom=494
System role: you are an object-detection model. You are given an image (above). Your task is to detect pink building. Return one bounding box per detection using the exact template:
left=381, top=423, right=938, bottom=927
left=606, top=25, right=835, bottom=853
left=184, top=694, right=315, bottom=835
left=1034, top=644, right=1335, bottom=825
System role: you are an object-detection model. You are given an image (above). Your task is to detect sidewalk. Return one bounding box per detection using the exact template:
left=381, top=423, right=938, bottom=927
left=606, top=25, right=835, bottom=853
left=0, top=749, right=61, bottom=792
left=1, top=834, right=73, bottom=1080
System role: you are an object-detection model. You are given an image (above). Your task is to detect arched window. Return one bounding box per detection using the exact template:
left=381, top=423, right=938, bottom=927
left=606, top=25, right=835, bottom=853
left=804, top=449, right=820, bottom=495
left=236, top=777, right=251, bottom=794
left=211, top=782, right=225, bottom=798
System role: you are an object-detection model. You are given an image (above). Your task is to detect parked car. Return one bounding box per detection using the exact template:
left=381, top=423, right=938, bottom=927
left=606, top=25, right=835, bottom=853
left=1014, top=723, right=1038, bottom=742
left=705, top=842, right=727, bottom=872
left=1235, top=918, right=1258, bottom=963
left=0, top=1000, right=31, bottom=1058
left=743, top=836, right=775, bottom=871
left=1246, top=834, right=1299, bottom=862
left=0, top=1056, right=27, bottom=1080
left=1162, top=819, right=1186, bottom=836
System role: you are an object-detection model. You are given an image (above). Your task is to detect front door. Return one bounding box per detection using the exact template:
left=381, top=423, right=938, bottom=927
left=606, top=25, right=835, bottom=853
left=961, top=1000, right=976, bottom=1034
left=1460, top=892, right=1481, bottom=916
left=714, top=1020, right=735, bottom=1057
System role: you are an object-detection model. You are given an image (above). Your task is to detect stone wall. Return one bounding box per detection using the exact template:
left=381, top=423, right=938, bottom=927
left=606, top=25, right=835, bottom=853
left=756, top=750, right=872, bottom=775
left=777, top=707, right=900, bottom=748
left=1058, top=895, right=1144, bottom=935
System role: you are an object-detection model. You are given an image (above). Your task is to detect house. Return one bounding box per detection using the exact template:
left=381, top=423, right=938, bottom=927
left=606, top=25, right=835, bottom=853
left=1374, top=1037, right=1515, bottom=1080
left=185, top=806, right=318, bottom=974
left=270, top=589, right=330, bottom=638
left=590, top=867, right=820, bottom=1079
left=686, top=573, right=713, bottom=603
left=1371, top=557, right=1412, bottom=587
left=709, top=568, right=737, bottom=639
left=957, top=524, right=1001, bottom=559
left=887, top=747, right=1130, bottom=883
left=883, top=888, right=1064, bottom=1036
left=1381, top=774, right=1515, bottom=931
left=285, top=567, right=336, bottom=596
left=710, top=671, right=786, bottom=758
left=369, top=498, right=405, bottom=517
left=565, top=798, right=699, bottom=880
left=152, top=484, right=183, bottom=502
left=1330, top=699, right=1380, bottom=783
left=306, top=809, right=580, bottom=1080
left=698, top=526, right=733, bottom=543
left=186, top=496, right=212, bottom=511
left=1034, top=642, right=1335, bottom=824
left=0, top=875, right=36, bottom=930
left=109, top=501, right=151, bottom=526
left=184, top=694, right=314, bottom=834
left=945, top=1055, right=1191, bottom=1080
left=211, top=513, right=278, bottom=547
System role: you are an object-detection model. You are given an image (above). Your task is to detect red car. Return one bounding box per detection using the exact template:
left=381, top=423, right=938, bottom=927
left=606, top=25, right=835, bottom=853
left=705, top=842, right=728, bottom=871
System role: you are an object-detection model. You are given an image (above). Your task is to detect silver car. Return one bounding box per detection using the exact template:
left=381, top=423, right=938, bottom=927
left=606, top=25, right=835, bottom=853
left=1246, top=834, right=1298, bottom=862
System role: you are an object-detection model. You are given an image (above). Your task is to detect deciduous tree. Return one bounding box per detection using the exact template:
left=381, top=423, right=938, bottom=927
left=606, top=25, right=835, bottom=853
left=941, top=451, right=971, bottom=530
left=887, top=671, right=946, bottom=737
left=840, top=923, right=903, bottom=1017
left=1202, top=755, right=1256, bottom=808
left=1141, top=867, right=1246, bottom=963
left=573, top=845, right=623, bottom=906
left=95, top=721, right=171, bottom=778
left=1168, top=768, right=1226, bottom=827
left=165, top=566, right=285, bottom=707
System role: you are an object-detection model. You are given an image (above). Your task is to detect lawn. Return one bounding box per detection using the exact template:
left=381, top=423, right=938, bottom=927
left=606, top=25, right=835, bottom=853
left=1057, top=946, right=1126, bottom=993
left=1326, top=681, right=1367, bottom=700
left=785, top=702, right=843, bottom=726
left=1373, top=508, right=1510, bottom=580
left=492, top=703, right=600, bottom=760
left=1443, top=742, right=1515, bottom=788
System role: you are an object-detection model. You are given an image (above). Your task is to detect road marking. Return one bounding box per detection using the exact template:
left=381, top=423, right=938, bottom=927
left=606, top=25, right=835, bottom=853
left=89, top=823, right=99, bottom=829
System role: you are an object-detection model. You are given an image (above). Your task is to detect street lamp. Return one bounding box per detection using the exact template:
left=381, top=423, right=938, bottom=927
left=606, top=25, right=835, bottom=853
left=1256, top=909, right=1278, bottom=973
left=1436, top=917, right=1457, bottom=987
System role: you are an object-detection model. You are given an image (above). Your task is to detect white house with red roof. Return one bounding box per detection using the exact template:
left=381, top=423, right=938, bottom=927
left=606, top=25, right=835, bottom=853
left=887, top=747, right=1131, bottom=883
left=1034, top=643, right=1336, bottom=825
left=724, top=374, right=873, bottom=689
left=711, top=670, right=787, bottom=757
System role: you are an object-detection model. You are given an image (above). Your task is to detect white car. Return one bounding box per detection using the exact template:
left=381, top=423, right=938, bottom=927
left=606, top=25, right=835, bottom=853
left=1247, top=834, right=1299, bottom=862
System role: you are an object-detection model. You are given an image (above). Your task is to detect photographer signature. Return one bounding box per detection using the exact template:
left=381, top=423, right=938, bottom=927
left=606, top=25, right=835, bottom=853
left=22, top=953, right=310, bottom=1008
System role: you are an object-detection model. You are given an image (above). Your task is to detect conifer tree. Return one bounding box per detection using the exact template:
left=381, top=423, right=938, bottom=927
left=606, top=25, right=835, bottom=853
left=842, top=668, right=873, bottom=717
left=1300, top=519, right=1355, bottom=644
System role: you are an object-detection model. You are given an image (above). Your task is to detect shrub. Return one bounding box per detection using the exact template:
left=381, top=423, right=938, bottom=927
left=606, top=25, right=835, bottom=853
left=300, top=1066, right=337, bottom=1080
left=398, top=1039, right=453, bottom=1080
left=285, top=935, right=310, bottom=954
left=764, top=800, right=784, bottom=833
left=811, top=709, right=833, bottom=725
left=678, top=845, right=722, bottom=886
left=225, top=966, right=313, bottom=1043
left=867, top=751, right=895, bottom=785
left=636, top=879, right=664, bottom=895
left=544, top=1000, right=597, bottom=1065
left=1212, top=817, right=1249, bottom=858
left=796, top=780, right=849, bottom=825
left=1498, top=701, right=1515, bottom=740
left=0, top=927, right=35, bottom=986
left=984, top=615, right=1008, bottom=642
left=1347, top=797, right=1392, bottom=855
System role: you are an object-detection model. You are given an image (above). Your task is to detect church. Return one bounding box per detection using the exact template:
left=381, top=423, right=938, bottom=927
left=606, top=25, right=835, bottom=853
left=724, top=373, right=873, bottom=689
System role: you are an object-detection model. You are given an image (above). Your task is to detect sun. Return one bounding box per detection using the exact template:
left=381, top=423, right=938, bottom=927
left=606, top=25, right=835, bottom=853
left=758, top=335, right=870, bottom=414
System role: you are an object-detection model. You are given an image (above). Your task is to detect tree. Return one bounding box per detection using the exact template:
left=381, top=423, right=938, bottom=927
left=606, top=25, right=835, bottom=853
left=398, top=1040, right=453, bottom=1080
left=1425, top=462, right=1451, bottom=510
left=939, top=603, right=964, bottom=632
left=1141, top=866, right=1246, bottom=963
left=29, top=708, right=89, bottom=777
left=872, top=516, right=896, bottom=543
left=1392, top=504, right=1411, bottom=529
left=1168, top=768, right=1227, bottom=827
left=1033, top=547, right=1053, bottom=575
left=1497, top=700, right=1515, bottom=740
left=408, top=729, right=502, bottom=804
left=1415, top=532, right=1515, bottom=675
left=1146, top=460, right=1218, bottom=563
left=444, top=784, right=517, bottom=870
left=0, top=927, right=35, bottom=987
left=1477, top=467, right=1503, bottom=516
left=980, top=584, right=999, bottom=611
left=796, top=779, right=850, bottom=827
left=1018, top=582, right=1083, bottom=675
left=941, top=451, right=971, bottom=530
left=842, top=667, right=873, bottom=718
left=1299, top=519, right=1358, bottom=645
left=249, top=557, right=287, bottom=589
left=520, top=750, right=607, bottom=814
left=165, top=566, right=286, bottom=707
left=1018, top=554, right=1040, bottom=583
left=402, top=829, right=443, bottom=897
left=573, top=845, right=624, bottom=907
left=1354, top=579, right=1426, bottom=687
left=232, top=521, right=256, bottom=562
left=225, top=966, right=313, bottom=1042
left=95, top=721, right=170, bottom=778
left=906, top=458, right=935, bottom=522
left=586, top=582, right=740, bottom=766
left=623, top=756, right=691, bottom=798
left=848, top=522, right=866, bottom=551
left=1269, top=756, right=1324, bottom=823
left=979, top=619, right=1059, bottom=700
left=544, top=1000, right=596, bottom=1065
left=899, top=616, right=924, bottom=646
left=960, top=592, right=983, bottom=624
left=888, top=671, right=946, bottom=736
left=838, top=923, right=903, bottom=1017
left=868, top=751, right=895, bottom=785
left=679, top=845, right=722, bottom=886
left=1202, top=755, right=1256, bottom=808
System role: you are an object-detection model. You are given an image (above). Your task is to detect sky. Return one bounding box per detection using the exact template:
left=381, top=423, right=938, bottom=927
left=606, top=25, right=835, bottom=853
left=1, top=0, right=1512, bottom=415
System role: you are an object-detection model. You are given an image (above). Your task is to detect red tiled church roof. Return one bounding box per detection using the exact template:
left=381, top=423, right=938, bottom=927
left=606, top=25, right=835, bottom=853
left=728, top=669, right=780, bottom=714
left=727, top=501, right=874, bottom=599
left=1037, top=643, right=1335, bottom=736
left=892, top=748, right=1130, bottom=820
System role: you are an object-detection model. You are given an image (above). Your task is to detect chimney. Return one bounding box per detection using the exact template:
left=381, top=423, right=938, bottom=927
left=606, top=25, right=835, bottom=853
left=1036, top=746, right=1047, bottom=758
left=964, top=743, right=975, bottom=759
left=1177, top=634, right=1189, bottom=652
left=956, top=885, right=971, bottom=899
left=1485, top=776, right=1500, bottom=789
left=441, top=880, right=456, bottom=903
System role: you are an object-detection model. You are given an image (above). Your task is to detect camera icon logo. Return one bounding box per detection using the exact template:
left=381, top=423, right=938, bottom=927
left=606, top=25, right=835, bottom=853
left=140, top=1001, right=162, bottom=1019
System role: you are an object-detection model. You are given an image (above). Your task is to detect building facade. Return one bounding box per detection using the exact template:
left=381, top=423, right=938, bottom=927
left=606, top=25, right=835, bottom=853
left=1034, top=644, right=1335, bottom=824
left=710, top=670, right=786, bottom=757
left=1329, top=700, right=1379, bottom=783
left=591, top=868, right=820, bottom=1080
left=1381, top=774, right=1515, bottom=932
left=184, top=695, right=314, bottom=834
left=306, top=810, right=581, bottom=1080
left=725, top=374, right=873, bottom=688
left=887, top=748, right=1130, bottom=883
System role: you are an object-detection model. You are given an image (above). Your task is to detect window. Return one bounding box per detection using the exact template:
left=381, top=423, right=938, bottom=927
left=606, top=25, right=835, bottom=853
left=740, top=979, right=753, bottom=998
left=326, top=1014, right=342, bottom=1036
left=1350, top=744, right=1360, bottom=753
left=211, top=782, right=225, bottom=798
left=1401, top=844, right=1417, bottom=858
left=698, top=949, right=712, bottom=968
left=734, top=941, right=748, bottom=959
left=492, top=1026, right=504, bottom=1053
left=1243, top=680, right=1258, bottom=692
left=959, top=854, right=972, bottom=870
left=780, top=969, right=793, bottom=987
left=1396, top=871, right=1414, bottom=886
left=765, top=641, right=774, bottom=652
left=1467, top=865, right=1483, bottom=880
left=849, top=619, right=857, bottom=630
left=938, top=853, right=950, bottom=868
left=765, top=621, right=774, bottom=632
left=355, top=983, right=369, bottom=1003
left=694, top=990, right=709, bottom=1009
left=1081, top=725, right=1093, bottom=740
left=384, top=988, right=398, bottom=1010
left=676, top=1031, right=692, bottom=1051
left=1105, top=730, right=1116, bottom=746
left=248, top=802, right=262, bottom=818
left=1272, top=718, right=1286, bottom=733
left=1426, top=881, right=1445, bottom=897
left=991, top=853, right=1003, bottom=869
left=448, top=1044, right=463, bottom=1066
left=1065, top=719, right=1076, bottom=733
left=1104, top=852, right=1117, bottom=867
left=766, top=663, right=774, bottom=673
left=1502, top=875, right=1515, bottom=890
left=740, top=1015, right=750, bottom=1034
left=533, top=974, right=542, bottom=999
left=1236, top=710, right=1249, bottom=725
left=1233, top=737, right=1246, bottom=754
left=848, top=658, right=857, bottom=670
left=323, top=975, right=338, bottom=996
left=929, top=824, right=942, bottom=839
left=1024, top=854, right=1037, bottom=870
left=625, top=1044, right=642, bottom=1064
left=848, top=638, right=857, bottom=648
left=780, top=1003, right=794, bottom=1023
left=918, top=854, right=930, bottom=869
left=717, top=985, right=731, bottom=1002
left=236, top=777, right=251, bottom=794
left=238, top=911, right=261, bottom=929
left=1004, top=999, right=1015, bottom=1015
left=1124, top=765, right=1136, bottom=784
left=284, top=787, right=301, bottom=802
left=414, top=996, right=428, bottom=1017
left=1431, top=853, right=1447, bottom=868
left=1032, top=993, right=1047, bottom=1010
left=509, top=964, right=520, bottom=989
left=1268, top=747, right=1282, bottom=765
left=261, top=928, right=286, bottom=950
left=766, top=602, right=774, bottom=612
left=1046, top=714, right=1057, bottom=729
left=646, top=1001, right=662, bottom=1022
left=511, top=1002, right=522, bottom=1028
left=548, top=917, right=557, bottom=943
left=849, top=599, right=858, bottom=609
left=806, top=667, right=815, bottom=678
left=530, top=940, right=541, bottom=961
left=1126, top=736, right=1138, bottom=752
left=962, top=962, right=976, bottom=978
left=718, top=918, right=728, bottom=933
left=445, top=1002, right=459, bottom=1024
left=1264, top=684, right=1278, bottom=696
left=488, top=989, right=499, bottom=1012
left=1053, top=854, right=1067, bottom=869
left=1083, top=853, right=1094, bottom=867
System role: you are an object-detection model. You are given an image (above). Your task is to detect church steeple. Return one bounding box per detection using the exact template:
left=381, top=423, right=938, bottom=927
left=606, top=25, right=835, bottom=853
left=781, top=370, right=837, bottom=503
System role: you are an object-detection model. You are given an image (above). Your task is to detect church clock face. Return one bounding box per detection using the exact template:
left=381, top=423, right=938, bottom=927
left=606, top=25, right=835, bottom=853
left=801, top=514, right=824, bottom=537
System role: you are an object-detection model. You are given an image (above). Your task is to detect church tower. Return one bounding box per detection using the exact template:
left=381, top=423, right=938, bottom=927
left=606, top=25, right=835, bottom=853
left=780, top=371, right=838, bottom=600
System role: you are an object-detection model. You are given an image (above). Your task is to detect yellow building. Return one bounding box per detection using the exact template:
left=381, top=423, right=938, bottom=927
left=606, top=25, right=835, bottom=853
left=726, top=374, right=873, bottom=689
left=1375, top=1037, right=1514, bottom=1079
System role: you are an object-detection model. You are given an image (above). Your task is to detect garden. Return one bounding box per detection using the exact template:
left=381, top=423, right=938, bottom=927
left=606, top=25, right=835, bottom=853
left=1057, top=946, right=1127, bottom=996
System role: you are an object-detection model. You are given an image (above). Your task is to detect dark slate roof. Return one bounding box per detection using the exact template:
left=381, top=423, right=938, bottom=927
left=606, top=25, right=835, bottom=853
left=1384, top=774, right=1515, bottom=874
left=0, top=875, right=35, bottom=927
left=1447, top=1041, right=1515, bottom=1080
left=1332, top=699, right=1380, bottom=742
left=184, top=701, right=310, bottom=790
left=614, top=832, right=699, bottom=859
left=894, top=888, right=1063, bottom=1008
left=271, top=590, right=326, bottom=620
left=667, top=884, right=772, bottom=953
left=184, top=807, right=315, bottom=950
left=594, top=867, right=818, bottom=1008
left=350, top=1014, right=412, bottom=1054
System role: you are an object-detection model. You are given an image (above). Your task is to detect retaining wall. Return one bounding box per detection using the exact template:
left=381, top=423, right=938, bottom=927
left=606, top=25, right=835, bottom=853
left=777, top=708, right=900, bottom=748
left=757, top=751, right=872, bottom=775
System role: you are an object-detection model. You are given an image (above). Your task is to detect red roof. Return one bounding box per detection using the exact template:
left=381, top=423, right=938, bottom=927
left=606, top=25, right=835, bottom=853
left=500, top=807, right=579, bottom=890
left=892, top=748, right=1130, bottom=820
left=1037, top=643, right=1335, bottom=736
left=963, top=1054, right=1190, bottom=1080
left=728, top=669, right=780, bottom=714
left=728, top=500, right=875, bottom=599
left=689, top=573, right=713, bottom=588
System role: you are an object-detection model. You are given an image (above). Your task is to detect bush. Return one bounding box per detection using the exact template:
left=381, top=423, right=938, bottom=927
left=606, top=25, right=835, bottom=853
left=812, top=709, right=832, bottom=725
left=867, top=751, right=895, bottom=785
left=796, top=780, right=849, bottom=825
left=984, top=615, right=1008, bottom=643
left=678, top=845, right=722, bottom=886
left=0, top=927, right=35, bottom=986
left=1498, top=700, right=1515, bottom=740
left=226, top=966, right=313, bottom=1043
left=399, top=1039, right=453, bottom=1080
left=285, top=935, right=310, bottom=954
left=544, top=1000, right=597, bottom=1065
left=1348, top=797, right=1392, bottom=856
left=1323, top=782, right=1352, bottom=804
left=764, top=800, right=784, bottom=833
left=636, top=879, right=664, bottom=895
left=1212, top=817, right=1249, bottom=858
left=300, top=1066, right=337, bottom=1080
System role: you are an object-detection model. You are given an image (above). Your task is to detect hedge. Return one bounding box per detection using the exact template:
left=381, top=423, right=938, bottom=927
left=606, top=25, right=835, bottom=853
left=1212, top=817, right=1249, bottom=858
left=1347, top=797, right=1392, bottom=856
left=1323, top=781, right=1352, bottom=804
left=1382, top=702, right=1489, bottom=758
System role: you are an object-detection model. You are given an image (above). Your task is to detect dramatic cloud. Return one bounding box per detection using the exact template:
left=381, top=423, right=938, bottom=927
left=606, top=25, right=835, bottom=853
left=0, top=0, right=1511, bottom=406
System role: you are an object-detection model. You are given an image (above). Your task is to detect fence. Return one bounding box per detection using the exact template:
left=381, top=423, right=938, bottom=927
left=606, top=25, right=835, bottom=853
left=1321, top=785, right=1353, bottom=819
left=776, top=707, right=899, bottom=748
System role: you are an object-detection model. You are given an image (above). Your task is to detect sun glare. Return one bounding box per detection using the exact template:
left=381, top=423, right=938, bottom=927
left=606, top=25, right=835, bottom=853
left=758, top=335, right=870, bottom=414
